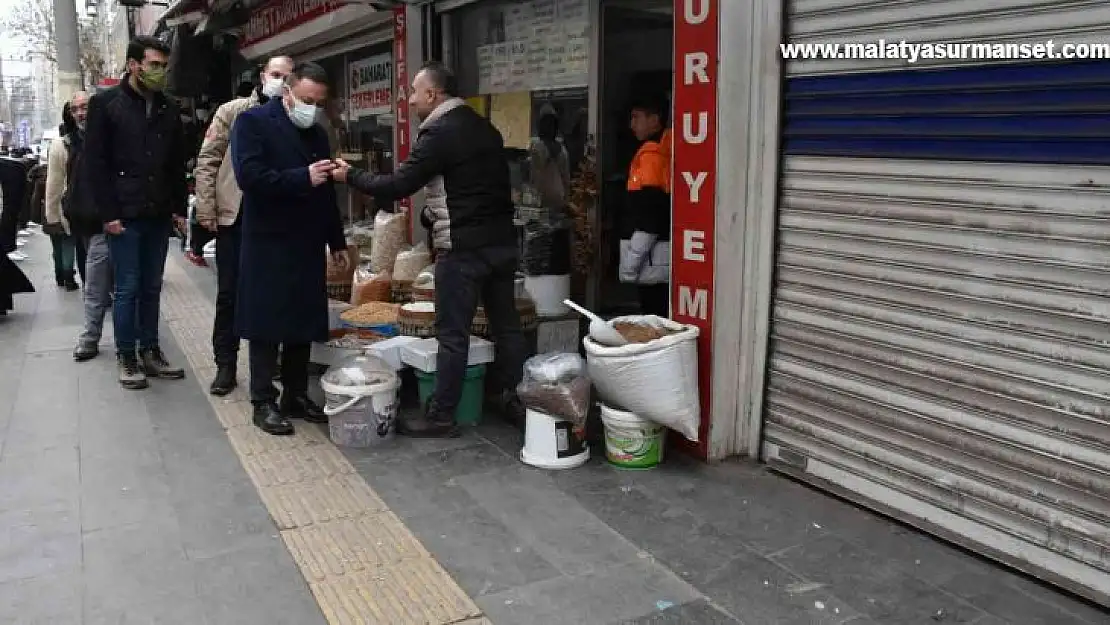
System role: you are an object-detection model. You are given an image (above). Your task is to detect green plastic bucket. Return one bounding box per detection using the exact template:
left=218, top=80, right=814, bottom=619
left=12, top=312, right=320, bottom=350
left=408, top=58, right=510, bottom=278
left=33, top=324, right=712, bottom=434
left=414, top=365, right=486, bottom=426
left=600, top=403, right=665, bottom=469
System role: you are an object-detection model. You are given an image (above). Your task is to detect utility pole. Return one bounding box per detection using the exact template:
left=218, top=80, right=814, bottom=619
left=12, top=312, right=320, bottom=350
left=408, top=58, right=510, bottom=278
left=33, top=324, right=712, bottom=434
left=53, top=0, right=83, bottom=104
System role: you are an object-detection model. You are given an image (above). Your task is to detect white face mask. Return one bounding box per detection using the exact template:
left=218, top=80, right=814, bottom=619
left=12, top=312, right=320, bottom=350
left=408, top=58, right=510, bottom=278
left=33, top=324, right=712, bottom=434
left=287, top=93, right=318, bottom=129
left=261, top=77, right=284, bottom=98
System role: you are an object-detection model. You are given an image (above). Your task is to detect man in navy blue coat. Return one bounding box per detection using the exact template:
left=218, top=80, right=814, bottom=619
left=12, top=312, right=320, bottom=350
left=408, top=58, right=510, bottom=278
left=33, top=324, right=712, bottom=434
left=230, top=61, right=349, bottom=436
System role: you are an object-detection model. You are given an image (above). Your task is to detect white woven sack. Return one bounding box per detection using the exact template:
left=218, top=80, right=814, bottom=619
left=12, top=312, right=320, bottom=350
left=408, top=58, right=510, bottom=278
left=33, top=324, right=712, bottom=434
left=582, top=315, right=700, bottom=441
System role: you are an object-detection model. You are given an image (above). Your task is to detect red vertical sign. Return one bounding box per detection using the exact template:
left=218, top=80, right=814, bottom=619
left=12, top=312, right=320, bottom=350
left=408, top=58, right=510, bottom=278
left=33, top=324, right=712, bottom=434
left=393, top=6, right=412, bottom=236
left=671, top=0, right=718, bottom=458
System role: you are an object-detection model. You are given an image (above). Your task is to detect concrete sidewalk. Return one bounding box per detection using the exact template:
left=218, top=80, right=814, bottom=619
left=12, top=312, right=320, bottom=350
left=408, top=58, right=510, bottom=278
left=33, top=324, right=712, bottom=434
left=0, top=231, right=325, bottom=625
left=1, top=228, right=1105, bottom=625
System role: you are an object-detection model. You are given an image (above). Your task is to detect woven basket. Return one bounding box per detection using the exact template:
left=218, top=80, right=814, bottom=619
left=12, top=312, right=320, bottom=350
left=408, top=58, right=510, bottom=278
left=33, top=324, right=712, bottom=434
left=391, top=279, right=414, bottom=304
left=398, top=302, right=437, bottom=338
left=327, top=282, right=352, bottom=303
left=411, top=284, right=435, bottom=302
left=472, top=299, right=538, bottom=338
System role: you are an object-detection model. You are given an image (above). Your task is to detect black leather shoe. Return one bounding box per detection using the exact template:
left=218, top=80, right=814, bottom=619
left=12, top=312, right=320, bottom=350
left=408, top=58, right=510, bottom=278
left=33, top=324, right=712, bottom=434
left=398, top=400, right=459, bottom=438
left=398, top=416, right=460, bottom=438
left=253, top=402, right=294, bottom=436
left=209, top=365, right=237, bottom=396
left=73, top=342, right=98, bottom=362
left=280, top=395, right=327, bottom=424
left=499, top=390, right=526, bottom=427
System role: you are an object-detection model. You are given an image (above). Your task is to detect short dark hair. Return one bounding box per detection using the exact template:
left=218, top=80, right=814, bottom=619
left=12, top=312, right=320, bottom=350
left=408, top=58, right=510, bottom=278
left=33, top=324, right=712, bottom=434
left=419, top=61, right=458, bottom=97
left=630, top=94, right=669, bottom=125
left=61, top=102, right=76, bottom=134
left=126, top=36, right=170, bottom=63
left=287, top=61, right=329, bottom=88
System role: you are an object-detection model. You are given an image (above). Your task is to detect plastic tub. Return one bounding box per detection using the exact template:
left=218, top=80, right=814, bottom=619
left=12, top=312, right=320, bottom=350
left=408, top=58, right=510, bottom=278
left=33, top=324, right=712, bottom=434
left=520, top=408, right=589, bottom=470
left=600, top=403, right=665, bottom=469
left=414, top=365, right=486, bottom=426
left=320, top=354, right=401, bottom=448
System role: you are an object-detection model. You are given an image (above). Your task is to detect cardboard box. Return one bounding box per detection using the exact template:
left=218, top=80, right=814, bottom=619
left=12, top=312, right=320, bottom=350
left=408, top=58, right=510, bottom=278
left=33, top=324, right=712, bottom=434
left=367, top=335, right=422, bottom=371
left=400, top=336, right=495, bottom=373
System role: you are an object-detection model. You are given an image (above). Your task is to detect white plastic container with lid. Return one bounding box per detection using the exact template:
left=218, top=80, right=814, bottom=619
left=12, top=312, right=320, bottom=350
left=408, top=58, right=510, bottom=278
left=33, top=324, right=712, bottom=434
left=320, top=353, right=401, bottom=448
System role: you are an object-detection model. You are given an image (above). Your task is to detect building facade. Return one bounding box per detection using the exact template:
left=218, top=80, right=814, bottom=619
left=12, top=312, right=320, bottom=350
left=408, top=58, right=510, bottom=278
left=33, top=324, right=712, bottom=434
left=719, top=0, right=1110, bottom=608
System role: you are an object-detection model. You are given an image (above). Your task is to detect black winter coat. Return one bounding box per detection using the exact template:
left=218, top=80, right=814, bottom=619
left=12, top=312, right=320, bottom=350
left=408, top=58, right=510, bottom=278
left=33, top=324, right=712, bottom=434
left=0, top=158, right=30, bottom=251
left=0, top=159, right=34, bottom=311
left=61, top=131, right=102, bottom=237
left=230, top=98, right=346, bottom=344
left=83, top=77, right=188, bottom=224
left=345, top=98, right=516, bottom=253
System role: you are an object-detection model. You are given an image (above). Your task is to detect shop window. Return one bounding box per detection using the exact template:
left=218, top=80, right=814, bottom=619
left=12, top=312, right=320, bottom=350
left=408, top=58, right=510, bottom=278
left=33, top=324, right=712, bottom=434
left=449, top=0, right=591, bottom=202
left=339, top=44, right=395, bottom=224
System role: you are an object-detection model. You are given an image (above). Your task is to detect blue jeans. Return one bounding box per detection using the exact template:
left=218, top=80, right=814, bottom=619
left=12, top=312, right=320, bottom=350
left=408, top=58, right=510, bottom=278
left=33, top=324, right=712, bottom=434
left=107, top=217, right=171, bottom=354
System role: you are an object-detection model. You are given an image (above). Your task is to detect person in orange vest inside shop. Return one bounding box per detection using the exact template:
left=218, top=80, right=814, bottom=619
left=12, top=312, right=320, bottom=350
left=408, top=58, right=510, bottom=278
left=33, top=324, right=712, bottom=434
left=619, top=95, right=673, bottom=317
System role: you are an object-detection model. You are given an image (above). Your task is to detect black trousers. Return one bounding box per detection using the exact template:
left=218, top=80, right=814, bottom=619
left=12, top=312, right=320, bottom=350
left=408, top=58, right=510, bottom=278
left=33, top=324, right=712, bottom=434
left=75, top=234, right=87, bottom=284
left=638, top=283, right=670, bottom=318
left=432, top=246, right=528, bottom=419
left=189, top=222, right=214, bottom=255
left=248, top=341, right=310, bottom=404
left=212, top=219, right=241, bottom=366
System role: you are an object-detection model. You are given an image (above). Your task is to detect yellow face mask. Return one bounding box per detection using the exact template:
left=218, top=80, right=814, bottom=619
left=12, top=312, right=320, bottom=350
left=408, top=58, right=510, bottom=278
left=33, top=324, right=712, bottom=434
left=138, top=66, right=167, bottom=92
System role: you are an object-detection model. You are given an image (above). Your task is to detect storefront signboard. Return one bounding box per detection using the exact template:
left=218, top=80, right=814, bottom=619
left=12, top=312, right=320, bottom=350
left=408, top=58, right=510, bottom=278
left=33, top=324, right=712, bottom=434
left=474, top=0, right=588, bottom=94
left=349, top=52, right=393, bottom=118
left=393, top=6, right=412, bottom=220
left=240, top=0, right=345, bottom=48
left=671, top=0, right=718, bottom=456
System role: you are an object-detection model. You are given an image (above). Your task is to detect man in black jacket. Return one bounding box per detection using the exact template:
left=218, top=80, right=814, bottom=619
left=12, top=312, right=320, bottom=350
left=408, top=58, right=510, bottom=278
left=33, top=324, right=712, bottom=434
left=334, top=61, right=527, bottom=438
left=84, top=36, right=188, bottom=389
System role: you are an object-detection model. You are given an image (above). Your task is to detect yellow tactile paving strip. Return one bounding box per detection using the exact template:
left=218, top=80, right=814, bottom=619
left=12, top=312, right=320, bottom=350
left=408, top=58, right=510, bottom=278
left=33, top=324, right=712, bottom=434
left=161, top=259, right=485, bottom=625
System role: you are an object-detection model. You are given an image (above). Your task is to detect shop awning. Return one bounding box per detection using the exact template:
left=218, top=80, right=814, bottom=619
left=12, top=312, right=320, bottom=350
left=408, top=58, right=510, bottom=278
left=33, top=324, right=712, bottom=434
left=159, top=0, right=208, bottom=27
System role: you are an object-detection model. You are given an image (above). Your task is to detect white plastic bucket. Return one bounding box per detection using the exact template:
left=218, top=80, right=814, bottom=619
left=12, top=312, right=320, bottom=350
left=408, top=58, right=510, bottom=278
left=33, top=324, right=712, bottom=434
left=524, top=275, right=571, bottom=317
left=321, top=376, right=401, bottom=448
left=520, top=408, right=589, bottom=470
left=600, top=403, right=665, bottom=469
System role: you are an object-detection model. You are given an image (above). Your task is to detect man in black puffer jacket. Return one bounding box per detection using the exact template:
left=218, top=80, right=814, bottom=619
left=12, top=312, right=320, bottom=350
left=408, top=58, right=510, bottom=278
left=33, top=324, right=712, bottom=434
left=83, top=36, right=188, bottom=389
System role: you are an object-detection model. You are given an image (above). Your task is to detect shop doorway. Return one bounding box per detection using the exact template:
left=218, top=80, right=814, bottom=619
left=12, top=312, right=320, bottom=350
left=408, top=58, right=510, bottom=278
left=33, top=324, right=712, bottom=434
left=596, top=0, right=674, bottom=315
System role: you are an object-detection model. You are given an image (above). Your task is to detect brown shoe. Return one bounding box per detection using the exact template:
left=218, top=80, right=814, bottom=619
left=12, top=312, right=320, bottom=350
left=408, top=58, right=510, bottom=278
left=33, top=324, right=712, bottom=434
left=141, top=347, right=186, bottom=379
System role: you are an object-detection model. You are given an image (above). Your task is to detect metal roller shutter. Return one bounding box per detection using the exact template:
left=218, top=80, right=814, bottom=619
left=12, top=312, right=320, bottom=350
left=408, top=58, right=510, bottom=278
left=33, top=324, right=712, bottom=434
left=765, top=0, right=1110, bottom=605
